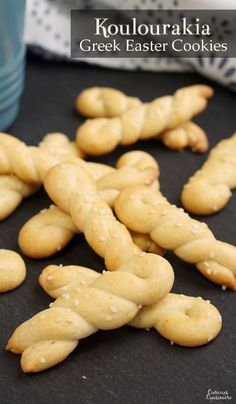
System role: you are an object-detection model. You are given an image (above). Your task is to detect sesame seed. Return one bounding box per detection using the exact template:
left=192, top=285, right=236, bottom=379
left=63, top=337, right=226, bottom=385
left=30, top=321, right=36, bottom=326
left=218, top=315, right=222, bottom=323
left=40, top=208, right=47, bottom=213
left=139, top=252, right=146, bottom=256
left=138, top=304, right=142, bottom=309
left=80, top=280, right=86, bottom=285
left=82, top=375, right=87, bottom=380
left=170, top=340, right=174, bottom=345
left=145, top=178, right=152, bottom=185
left=47, top=275, right=54, bottom=281
left=209, top=252, right=215, bottom=259
left=112, top=233, right=119, bottom=238
left=49, top=204, right=55, bottom=209
left=206, top=300, right=211, bottom=304
left=55, top=318, right=62, bottom=323
left=110, top=306, right=118, bottom=313
left=105, top=315, right=112, bottom=321
left=161, top=210, right=169, bottom=216
left=145, top=328, right=150, bottom=331
left=74, top=300, right=79, bottom=306
left=180, top=294, right=185, bottom=298
left=175, top=223, right=182, bottom=227
left=207, top=268, right=212, bottom=275
left=59, top=264, right=63, bottom=268
left=186, top=304, right=191, bottom=310
left=99, top=235, right=105, bottom=242
left=85, top=294, right=90, bottom=300
left=197, top=296, right=203, bottom=300
left=39, top=357, right=46, bottom=364
left=57, top=245, right=62, bottom=252
left=204, top=261, right=209, bottom=268
left=62, top=293, right=69, bottom=300
left=206, top=312, right=211, bottom=319
left=184, top=184, right=190, bottom=189
left=102, top=270, right=106, bottom=274
left=49, top=303, right=53, bottom=307
left=39, top=314, right=45, bottom=320
left=222, top=285, right=227, bottom=291
left=213, top=206, right=218, bottom=212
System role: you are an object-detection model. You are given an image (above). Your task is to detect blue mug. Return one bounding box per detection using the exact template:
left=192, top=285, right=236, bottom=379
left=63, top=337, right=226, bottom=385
left=0, top=0, right=26, bottom=131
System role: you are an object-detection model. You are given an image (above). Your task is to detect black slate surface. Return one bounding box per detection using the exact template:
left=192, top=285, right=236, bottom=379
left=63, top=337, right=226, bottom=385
left=0, top=54, right=235, bottom=404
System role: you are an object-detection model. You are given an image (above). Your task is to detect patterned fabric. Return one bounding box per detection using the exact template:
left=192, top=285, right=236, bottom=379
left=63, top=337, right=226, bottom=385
left=25, top=0, right=236, bottom=90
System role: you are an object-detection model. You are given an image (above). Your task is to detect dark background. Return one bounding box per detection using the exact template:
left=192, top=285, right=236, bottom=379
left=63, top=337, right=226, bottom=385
left=0, top=54, right=235, bottom=404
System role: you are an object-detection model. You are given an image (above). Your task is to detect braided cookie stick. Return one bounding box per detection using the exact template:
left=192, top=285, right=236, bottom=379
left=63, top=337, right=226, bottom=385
left=115, top=186, right=236, bottom=290
left=76, top=85, right=213, bottom=155
left=7, top=254, right=174, bottom=372
left=39, top=264, right=222, bottom=347
left=0, top=175, right=38, bottom=221
left=181, top=133, right=236, bottom=215
left=19, top=206, right=164, bottom=258
left=44, top=162, right=159, bottom=270
left=76, top=87, right=141, bottom=117
left=19, top=151, right=162, bottom=258
left=0, top=132, right=82, bottom=184
left=0, top=250, right=26, bottom=293
left=76, top=87, right=208, bottom=153
left=0, top=133, right=83, bottom=220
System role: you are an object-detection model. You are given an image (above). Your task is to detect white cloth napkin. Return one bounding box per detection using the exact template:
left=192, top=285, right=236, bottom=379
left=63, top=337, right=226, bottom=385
left=25, top=0, right=236, bottom=90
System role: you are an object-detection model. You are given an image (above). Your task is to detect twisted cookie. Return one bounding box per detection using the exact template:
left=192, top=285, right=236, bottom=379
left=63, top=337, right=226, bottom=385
left=39, top=264, right=221, bottom=348
left=114, top=186, right=236, bottom=290
left=0, top=249, right=26, bottom=293
left=0, top=132, right=81, bottom=184
left=0, top=175, right=38, bottom=221
left=0, top=133, right=83, bottom=220
left=18, top=206, right=164, bottom=258
left=76, top=85, right=213, bottom=155
left=19, top=151, right=161, bottom=258
left=181, top=133, right=236, bottom=215
left=76, top=87, right=208, bottom=153
left=76, top=87, right=141, bottom=117
left=7, top=254, right=174, bottom=372
left=44, top=162, right=148, bottom=270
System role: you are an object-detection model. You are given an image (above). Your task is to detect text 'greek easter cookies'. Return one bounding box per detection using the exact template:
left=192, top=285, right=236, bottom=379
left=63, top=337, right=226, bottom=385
left=76, top=87, right=209, bottom=153
left=181, top=133, right=236, bottom=215
left=114, top=185, right=236, bottom=290
left=0, top=249, right=26, bottom=292
left=76, top=85, right=213, bottom=155
left=7, top=254, right=174, bottom=372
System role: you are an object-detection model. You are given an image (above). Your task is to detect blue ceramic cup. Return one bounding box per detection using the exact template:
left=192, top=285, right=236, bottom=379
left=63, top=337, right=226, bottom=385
left=0, top=0, right=26, bottom=131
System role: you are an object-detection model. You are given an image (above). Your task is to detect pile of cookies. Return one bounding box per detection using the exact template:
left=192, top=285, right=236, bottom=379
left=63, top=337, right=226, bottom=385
left=1, top=85, right=235, bottom=373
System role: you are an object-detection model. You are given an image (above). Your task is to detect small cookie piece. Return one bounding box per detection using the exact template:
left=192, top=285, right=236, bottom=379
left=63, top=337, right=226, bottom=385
left=181, top=133, right=236, bottom=215
left=0, top=249, right=26, bottom=292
